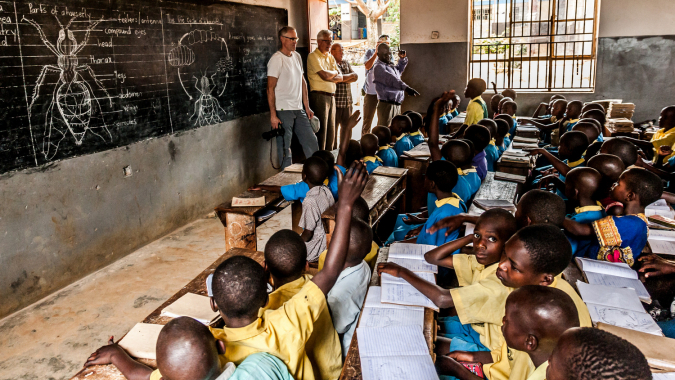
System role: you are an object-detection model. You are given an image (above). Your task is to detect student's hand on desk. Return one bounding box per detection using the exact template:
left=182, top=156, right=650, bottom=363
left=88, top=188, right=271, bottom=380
left=403, top=213, right=426, bottom=225
left=639, top=254, right=675, bottom=278
left=84, top=337, right=128, bottom=367
left=338, top=161, right=368, bottom=205
left=377, top=262, right=406, bottom=278
left=427, top=214, right=465, bottom=236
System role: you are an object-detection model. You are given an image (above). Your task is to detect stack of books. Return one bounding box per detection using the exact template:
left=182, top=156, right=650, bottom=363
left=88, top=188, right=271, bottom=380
left=607, top=118, right=635, bottom=133
left=608, top=103, right=636, bottom=119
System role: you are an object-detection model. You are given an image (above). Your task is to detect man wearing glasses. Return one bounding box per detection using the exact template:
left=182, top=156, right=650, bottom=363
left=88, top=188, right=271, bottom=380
left=267, top=26, right=319, bottom=169
left=307, top=30, right=343, bottom=150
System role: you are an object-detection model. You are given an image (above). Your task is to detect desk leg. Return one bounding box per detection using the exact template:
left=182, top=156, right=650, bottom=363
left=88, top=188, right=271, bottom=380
left=291, top=201, right=303, bottom=235
left=225, top=213, right=256, bottom=251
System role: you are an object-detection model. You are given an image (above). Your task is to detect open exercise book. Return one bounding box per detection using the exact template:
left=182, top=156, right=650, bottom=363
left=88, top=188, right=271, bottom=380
left=575, top=258, right=651, bottom=303
left=381, top=243, right=439, bottom=310
left=357, top=325, right=439, bottom=380
left=160, top=293, right=219, bottom=325
left=576, top=282, right=662, bottom=336
left=647, top=229, right=675, bottom=257
left=359, top=286, right=424, bottom=328
left=118, top=323, right=164, bottom=360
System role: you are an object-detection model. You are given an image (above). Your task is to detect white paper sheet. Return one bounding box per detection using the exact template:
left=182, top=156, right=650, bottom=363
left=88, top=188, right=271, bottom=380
left=464, top=223, right=475, bottom=247
left=357, top=325, right=429, bottom=357
left=648, top=229, right=675, bottom=241
left=646, top=208, right=675, bottom=219
left=586, top=303, right=662, bottom=335
left=576, top=258, right=637, bottom=279
left=160, top=293, right=218, bottom=324
left=359, top=307, right=424, bottom=329
left=388, top=257, right=438, bottom=273
left=653, top=373, right=675, bottom=380
left=648, top=239, right=675, bottom=255
left=576, top=281, right=645, bottom=312
left=388, top=243, right=437, bottom=260
left=381, top=272, right=435, bottom=285
left=363, top=286, right=424, bottom=311
left=360, top=355, right=439, bottom=380
left=583, top=272, right=650, bottom=302
left=380, top=282, right=438, bottom=310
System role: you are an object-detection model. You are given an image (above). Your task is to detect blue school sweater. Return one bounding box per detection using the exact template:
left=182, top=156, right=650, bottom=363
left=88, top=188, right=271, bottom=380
left=426, top=167, right=480, bottom=216
left=485, top=141, right=501, bottom=172
left=377, top=146, right=399, bottom=167
left=417, top=195, right=467, bottom=246
left=508, top=119, right=518, bottom=137
left=327, top=166, right=346, bottom=200
left=409, top=132, right=425, bottom=147
left=363, top=156, right=383, bottom=174
left=280, top=181, right=310, bottom=203
left=574, top=214, right=649, bottom=267
left=394, top=134, right=414, bottom=163
left=566, top=205, right=606, bottom=256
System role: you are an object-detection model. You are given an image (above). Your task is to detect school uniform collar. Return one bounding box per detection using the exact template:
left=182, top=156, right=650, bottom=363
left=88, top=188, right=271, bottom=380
left=440, top=112, right=448, bottom=117
left=457, top=167, right=476, bottom=176
left=653, top=127, right=675, bottom=140
left=363, top=156, right=383, bottom=163
left=568, top=157, right=585, bottom=168
left=213, top=318, right=265, bottom=342
left=379, top=145, right=391, bottom=151
left=505, top=133, right=511, bottom=138
left=410, top=131, right=421, bottom=136
left=489, top=138, right=496, bottom=146
left=471, top=96, right=483, bottom=103
left=529, top=361, right=548, bottom=380
left=566, top=118, right=580, bottom=124
left=217, top=362, right=237, bottom=380
left=450, top=108, right=457, bottom=113
left=395, top=134, right=406, bottom=141
left=323, top=178, right=329, bottom=185
left=575, top=204, right=603, bottom=214
left=435, top=194, right=461, bottom=208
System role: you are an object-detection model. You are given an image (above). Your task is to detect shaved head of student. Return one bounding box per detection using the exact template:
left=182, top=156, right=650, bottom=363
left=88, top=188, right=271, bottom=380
left=211, top=256, right=268, bottom=325
left=581, top=109, right=606, bottom=128
left=303, top=156, right=330, bottom=186
left=265, top=229, right=308, bottom=282
left=360, top=134, right=379, bottom=157
left=515, top=189, right=566, bottom=229
left=464, top=78, right=487, bottom=99
left=600, top=138, right=638, bottom=168
left=581, top=102, right=605, bottom=114
left=659, top=105, right=675, bottom=130
left=477, top=119, right=498, bottom=140
left=491, top=94, right=504, bottom=115
left=563, top=167, right=602, bottom=203
left=441, top=140, right=473, bottom=167
left=156, top=317, right=226, bottom=380
left=572, top=121, right=600, bottom=142
left=372, top=126, right=392, bottom=146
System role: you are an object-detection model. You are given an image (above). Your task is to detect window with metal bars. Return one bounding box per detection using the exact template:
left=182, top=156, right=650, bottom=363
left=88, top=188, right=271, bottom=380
left=470, top=0, right=599, bottom=92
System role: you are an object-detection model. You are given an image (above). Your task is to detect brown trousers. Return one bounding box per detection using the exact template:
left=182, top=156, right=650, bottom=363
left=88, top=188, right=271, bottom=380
left=377, top=101, right=401, bottom=128
left=362, top=93, right=379, bottom=135
left=310, top=92, right=336, bottom=151
left=335, top=105, right=353, bottom=149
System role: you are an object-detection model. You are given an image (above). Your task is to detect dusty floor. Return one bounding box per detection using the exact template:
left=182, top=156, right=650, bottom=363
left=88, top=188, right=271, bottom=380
left=0, top=207, right=292, bottom=380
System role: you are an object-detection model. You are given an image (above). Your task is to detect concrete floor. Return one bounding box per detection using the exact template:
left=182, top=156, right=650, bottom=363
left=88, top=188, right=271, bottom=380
left=0, top=207, right=293, bottom=380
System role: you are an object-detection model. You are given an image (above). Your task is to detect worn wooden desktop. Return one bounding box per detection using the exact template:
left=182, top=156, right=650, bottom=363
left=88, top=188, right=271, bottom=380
left=401, top=143, right=432, bottom=212
left=466, top=172, right=520, bottom=217
left=339, top=247, right=437, bottom=380
left=322, top=172, right=407, bottom=244
left=214, top=171, right=303, bottom=251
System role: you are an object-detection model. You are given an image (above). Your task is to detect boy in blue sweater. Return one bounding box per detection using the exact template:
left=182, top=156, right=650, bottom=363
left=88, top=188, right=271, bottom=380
left=372, top=126, right=398, bottom=167
left=390, top=115, right=414, bottom=163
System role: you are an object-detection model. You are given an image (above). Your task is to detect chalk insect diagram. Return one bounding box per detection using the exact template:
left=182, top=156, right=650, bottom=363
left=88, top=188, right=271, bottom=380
left=23, top=15, right=113, bottom=160
left=168, top=30, right=233, bottom=127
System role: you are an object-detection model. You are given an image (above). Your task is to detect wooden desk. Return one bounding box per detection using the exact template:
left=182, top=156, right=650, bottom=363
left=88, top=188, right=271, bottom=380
left=214, top=171, right=303, bottom=251
left=401, top=143, right=432, bottom=212
left=339, top=247, right=436, bottom=380
left=447, top=114, right=466, bottom=134
left=70, top=248, right=263, bottom=380
left=322, top=173, right=407, bottom=244
left=467, top=172, right=520, bottom=217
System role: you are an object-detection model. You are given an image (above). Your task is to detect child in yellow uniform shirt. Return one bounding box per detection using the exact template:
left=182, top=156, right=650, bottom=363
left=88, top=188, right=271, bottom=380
left=463, top=78, right=489, bottom=126
left=208, top=162, right=368, bottom=380
left=377, top=209, right=518, bottom=354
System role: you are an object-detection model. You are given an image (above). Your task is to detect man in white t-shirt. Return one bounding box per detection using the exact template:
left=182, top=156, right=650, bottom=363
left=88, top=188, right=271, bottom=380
left=267, top=26, right=319, bottom=169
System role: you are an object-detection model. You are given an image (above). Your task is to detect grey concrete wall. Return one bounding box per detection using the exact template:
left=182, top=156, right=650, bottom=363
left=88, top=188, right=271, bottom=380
left=0, top=114, right=278, bottom=318
left=400, top=36, right=675, bottom=122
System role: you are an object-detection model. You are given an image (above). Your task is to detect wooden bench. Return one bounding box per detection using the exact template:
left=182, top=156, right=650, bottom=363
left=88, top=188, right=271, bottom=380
left=339, top=246, right=437, bottom=380
left=214, top=171, right=303, bottom=251
left=400, top=143, right=432, bottom=212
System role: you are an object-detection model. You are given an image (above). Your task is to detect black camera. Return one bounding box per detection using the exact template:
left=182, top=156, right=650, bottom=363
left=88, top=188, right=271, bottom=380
left=262, top=127, right=284, bottom=141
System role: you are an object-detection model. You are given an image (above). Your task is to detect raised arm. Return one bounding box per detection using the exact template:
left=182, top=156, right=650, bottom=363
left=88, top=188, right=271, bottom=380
left=521, top=118, right=560, bottom=131
left=430, top=91, right=456, bottom=161
left=427, top=214, right=479, bottom=236
left=364, top=47, right=378, bottom=70
left=425, top=234, right=473, bottom=268
left=531, top=102, right=548, bottom=118
left=337, top=111, right=361, bottom=167
left=312, top=162, right=368, bottom=294
left=377, top=263, right=455, bottom=308
left=529, top=148, right=571, bottom=176
left=395, top=56, right=408, bottom=74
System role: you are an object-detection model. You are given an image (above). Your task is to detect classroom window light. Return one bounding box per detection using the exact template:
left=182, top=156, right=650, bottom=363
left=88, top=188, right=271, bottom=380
left=469, top=0, right=599, bottom=92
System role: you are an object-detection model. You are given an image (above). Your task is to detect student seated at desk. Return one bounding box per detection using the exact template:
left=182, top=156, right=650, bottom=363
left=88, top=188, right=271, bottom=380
left=208, top=163, right=367, bottom=380
left=547, top=328, right=651, bottom=380
left=464, top=124, right=491, bottom=180
left=372, top=126, right=398, bottom=167
left=425, top=96, right=451, bottom=135
left=532, top=94, right=566, bottom=119
left=494, top=114, right=515, bottom=145
left=529, top=130, right=589, bottom=186
left=558, top=100, right=583, bottom=134
left=405, top=111, right=426, bottom=147
left=85, top=317, right=293, bottom=380
left=490, top=94, right=503, bottom=118
left=494, top=119, right=510, bottom=152
left=380, top=209, right=518, bottom=356
left=571, top=121, right=602, bottom=145
left=360, top=133, right=383, bottom=174
left=599, top=138, right=639, bottom=169
left=442, top=225, right=591, bottom=380
left=619, top=106, right=675, bottom=165
left=450, top=94, right=461, bottom=119
left=564, top=167, right=663, bottom=266
left=390, top=114, right=414, bottom=163
left=298, top=157, right=335, bottom=262
left=437, top=286, right=581, bottom=380
left=581, top=102, right=605, bottom=114
left=586, top=154, right=626, bottom=214
left=463, top=78, right=489, bottom=127
left=477, top=119, right=500, bottom=172
left=262, top=230, right=342, bottom=379
left=521, top=99, right=567, bottom=145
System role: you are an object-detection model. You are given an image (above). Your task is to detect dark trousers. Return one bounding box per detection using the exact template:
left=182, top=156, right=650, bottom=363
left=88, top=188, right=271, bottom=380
left=377, top=101, right=401, bottom=128
left=335, top=105, right=353, bottom=148
left=310, top=92, right=336, bottom=151
left=362, top=93, right=378, bottom=134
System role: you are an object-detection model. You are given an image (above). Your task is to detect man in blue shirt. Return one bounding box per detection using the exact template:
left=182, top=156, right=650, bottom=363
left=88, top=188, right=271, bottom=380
left=373, top=43, right=419, bottom=127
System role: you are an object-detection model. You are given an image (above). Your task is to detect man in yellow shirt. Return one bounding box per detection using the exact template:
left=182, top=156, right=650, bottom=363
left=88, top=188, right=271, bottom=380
left=307, top=30, right=343, bottom=150
left=463, top=78, right=489, bottom=126
left=208, top=162, right=368, bottom=380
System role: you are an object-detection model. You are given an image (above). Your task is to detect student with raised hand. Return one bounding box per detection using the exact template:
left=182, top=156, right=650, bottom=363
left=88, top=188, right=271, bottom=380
left=436, top=286, right=581, bottom=380
left=84, top=317, right=293, bottom=380
left=207, top=161, right=368, bottom=380
left=336, top=110, right=362, bottom=169
left=565, top=167, right=663, bottom=266
left=546, top=328, right=651, bottom=380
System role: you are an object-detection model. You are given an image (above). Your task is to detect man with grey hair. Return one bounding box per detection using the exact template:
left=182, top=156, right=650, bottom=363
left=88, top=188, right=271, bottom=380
left=330, top=43, right=358, bottom=142
left=307, top=29, right=343, bottom=150
left=267, top=26, right=319, bottom=169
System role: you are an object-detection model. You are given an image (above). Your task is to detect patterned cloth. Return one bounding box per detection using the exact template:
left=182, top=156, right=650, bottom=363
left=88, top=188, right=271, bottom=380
left=575, top=214, right=649, bottom=267
left=335, top=60, right=353, bottom=108
left=300, top=186, right=335, bottom=261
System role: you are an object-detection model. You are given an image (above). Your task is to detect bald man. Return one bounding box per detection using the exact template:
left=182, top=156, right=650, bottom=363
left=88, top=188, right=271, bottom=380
left=331, top=43, right=358, bottom=147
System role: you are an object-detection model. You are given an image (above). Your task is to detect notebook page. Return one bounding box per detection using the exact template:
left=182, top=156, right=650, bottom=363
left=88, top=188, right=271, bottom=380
left=363, top=286, right=423, bottom=311
left=357, top=325, right=429, bottom=357
left=585, top=303, right=662, bottom=336
left=653, top=373, right=675, bottom=380
left=583, top=272, right=650, bottom=302
left=576, top=258, right=637, bottom=279
left=360, top=355, right=439, bottom=380
left=388, top=257, right=438, bottom=273
left=576, top=281, right=645, bottom=312
left=381, top=282, right=438, bottom=310
left=464, top=223, right=475, bottom=247
left=359, top=307, right=424, bottom=329
left=648, top=229, right=675, bottom=241
left=160, top=293, right=219, bottom=324
left=388, top=243, right=437, bottom=260
left=648, top=239, right=675, bottom=255
left=646, top=208, right=675, bottom=219
left=381, top=272, right=435, bottom=285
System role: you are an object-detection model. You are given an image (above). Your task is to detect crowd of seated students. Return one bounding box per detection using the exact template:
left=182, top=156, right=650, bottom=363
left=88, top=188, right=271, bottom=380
left=81, top=78, right=674, bottom=380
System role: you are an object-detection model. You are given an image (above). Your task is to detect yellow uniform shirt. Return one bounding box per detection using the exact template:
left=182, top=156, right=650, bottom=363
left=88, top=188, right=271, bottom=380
left=483, top=276, right=592, bottom=380
left=317, top=241, right=379, bottom=273
left=651, top=128, right=675, bottom=164
left=465, top=96, right=487, bottom=126
left=260, top=275, right=342, bottom=380
left=210, top=280, right=335, bottom=380
left=526, top=361, right=548, bottom=380
left=450, top=254, right=511, bottom=352
left=307, top=49, right=338, bottom=94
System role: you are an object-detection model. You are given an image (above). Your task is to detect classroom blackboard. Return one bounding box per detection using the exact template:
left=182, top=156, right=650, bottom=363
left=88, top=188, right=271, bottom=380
left=0, top=0, right=287, bottom=173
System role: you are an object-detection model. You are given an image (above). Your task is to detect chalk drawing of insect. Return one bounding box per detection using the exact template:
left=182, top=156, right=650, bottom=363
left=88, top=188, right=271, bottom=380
left=23, top=15, right=113, bottom=160
left=190, top=70, right=227, bottom=127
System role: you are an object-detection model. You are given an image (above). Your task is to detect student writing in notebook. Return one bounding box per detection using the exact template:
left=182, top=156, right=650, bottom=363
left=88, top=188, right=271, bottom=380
left=546, top=328, right=651, bottom=380
left=207, top=162, right=368, bottom=380
left=564, top=167, right=663, bottom=266
left=84, top=317, right=293, bottom=380
left=378, top=209, right=517, bottom=356
left=436, top=286, right=581, bottom=380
